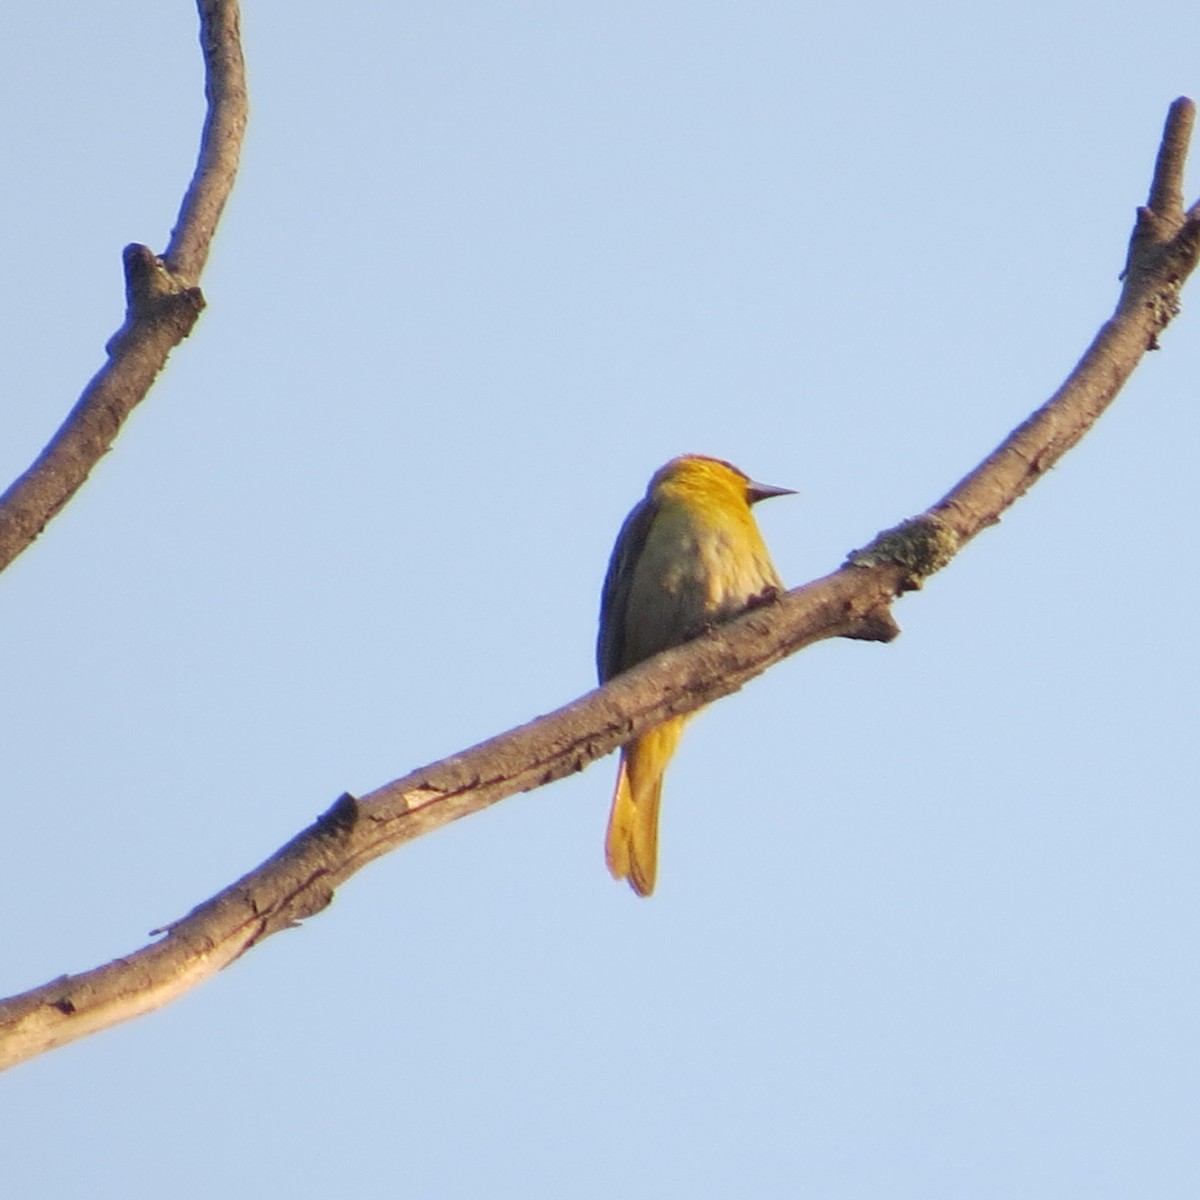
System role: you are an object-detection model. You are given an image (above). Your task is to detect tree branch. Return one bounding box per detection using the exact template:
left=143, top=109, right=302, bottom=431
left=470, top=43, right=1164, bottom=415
left=0, top=0, right=247, bottom=575
left=2, top=98, right=1196, bottom=1072
left=853, top=97, right=1200, bottom=574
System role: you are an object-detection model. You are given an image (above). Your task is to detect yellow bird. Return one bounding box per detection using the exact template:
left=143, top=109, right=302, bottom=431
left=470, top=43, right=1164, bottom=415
left=597, top=454, right=793, bottom=896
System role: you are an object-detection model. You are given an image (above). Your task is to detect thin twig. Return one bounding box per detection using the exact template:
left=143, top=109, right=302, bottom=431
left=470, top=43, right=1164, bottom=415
left=167, top=0, right=248, bottom=282
left=0, top=0, right=247, bottom=575
left=857, top=97, right=1200, bottom=562
left=1148, top=96, right=1193, bottom=218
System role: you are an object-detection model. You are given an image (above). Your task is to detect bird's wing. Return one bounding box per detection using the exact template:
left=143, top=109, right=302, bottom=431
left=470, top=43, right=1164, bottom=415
left=596, top=494, right=657, bottom=683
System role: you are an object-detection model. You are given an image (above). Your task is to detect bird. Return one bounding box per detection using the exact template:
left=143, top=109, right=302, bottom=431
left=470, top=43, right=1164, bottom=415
left=597, top=454, right=793, bottom=896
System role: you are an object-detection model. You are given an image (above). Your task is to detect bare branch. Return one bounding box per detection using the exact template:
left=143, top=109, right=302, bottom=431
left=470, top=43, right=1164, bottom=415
left=0, top=567, right=896, bottom=1071
left=1148, top=96, right=1194, bottom=218
left=0, top=0, right=247, bottom=575
left=1, top=99, right=1196, bottom=1072
left=855, top=97, right=1200, bottom=572
left=167, top=0, right=248, bottom=283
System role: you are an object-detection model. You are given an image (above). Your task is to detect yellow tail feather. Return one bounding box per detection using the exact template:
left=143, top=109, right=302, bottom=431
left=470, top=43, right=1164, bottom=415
left=605, top=717, right=686, bottom=897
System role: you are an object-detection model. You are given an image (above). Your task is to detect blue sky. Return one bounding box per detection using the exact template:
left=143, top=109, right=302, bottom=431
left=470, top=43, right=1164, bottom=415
left=2, top=3, right=1199, bottom=1196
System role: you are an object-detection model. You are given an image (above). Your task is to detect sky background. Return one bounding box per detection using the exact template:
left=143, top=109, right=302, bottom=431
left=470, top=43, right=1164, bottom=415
left=2, top=3, right=1199, bottom=1196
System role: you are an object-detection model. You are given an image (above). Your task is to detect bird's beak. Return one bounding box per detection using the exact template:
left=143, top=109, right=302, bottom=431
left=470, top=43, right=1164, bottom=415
left=746, top=480, right=797, bottom=504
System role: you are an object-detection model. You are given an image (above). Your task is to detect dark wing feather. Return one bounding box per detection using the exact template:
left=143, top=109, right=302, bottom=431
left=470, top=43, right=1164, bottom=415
left=596, top=494, right=657, bottom=683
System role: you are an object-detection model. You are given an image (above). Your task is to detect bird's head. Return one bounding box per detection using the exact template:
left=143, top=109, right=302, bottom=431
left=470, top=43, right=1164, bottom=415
left=649, top=454, right=796, bottom=509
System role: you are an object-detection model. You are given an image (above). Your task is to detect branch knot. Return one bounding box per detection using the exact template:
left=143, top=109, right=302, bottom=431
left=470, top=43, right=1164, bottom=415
left=847, top=514, right=959, bottom=591
left=104, top=244, right=206, bottom=356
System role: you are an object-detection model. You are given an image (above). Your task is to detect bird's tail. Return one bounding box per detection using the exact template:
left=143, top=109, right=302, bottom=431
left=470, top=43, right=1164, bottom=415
left=605, top=717, right=686, bottom=897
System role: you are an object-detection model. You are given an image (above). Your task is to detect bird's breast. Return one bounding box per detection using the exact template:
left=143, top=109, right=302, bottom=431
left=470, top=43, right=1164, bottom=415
left=618, top=502, right=778, bottom=664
